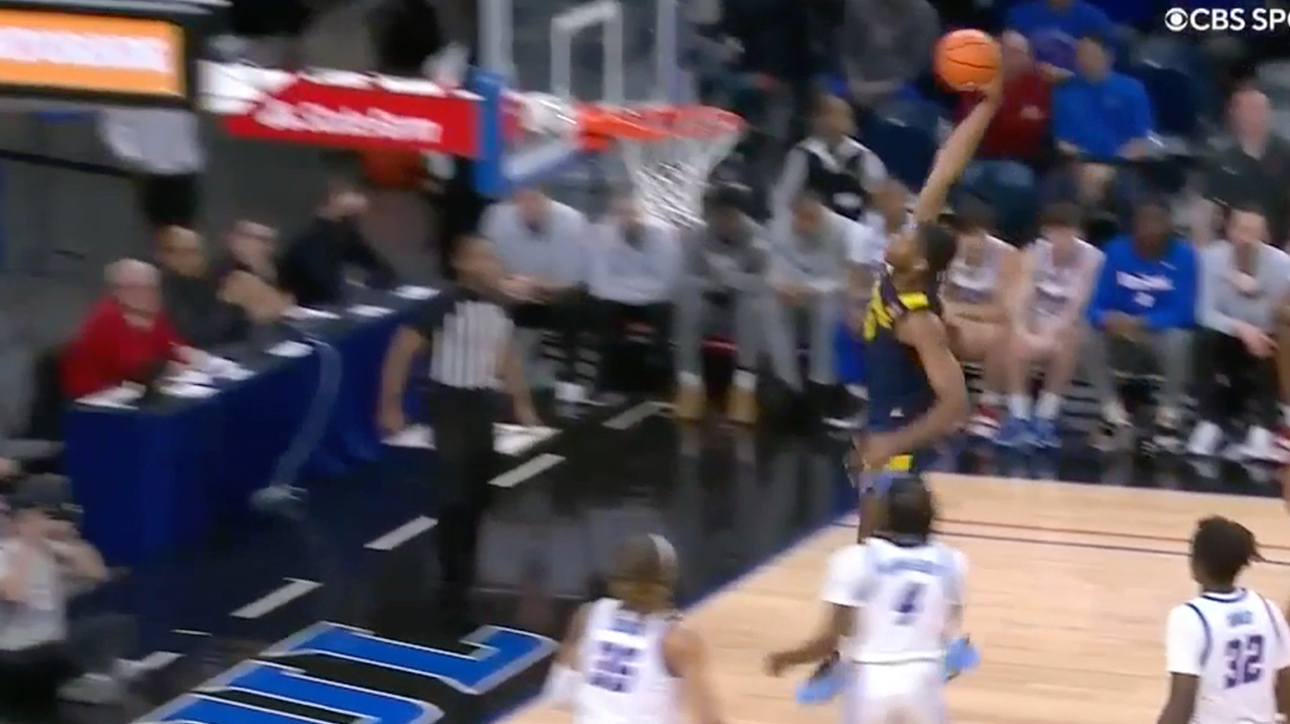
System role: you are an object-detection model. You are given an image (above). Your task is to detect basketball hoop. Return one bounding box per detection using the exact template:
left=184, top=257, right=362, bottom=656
left=580, top=104, right=744, bottom=228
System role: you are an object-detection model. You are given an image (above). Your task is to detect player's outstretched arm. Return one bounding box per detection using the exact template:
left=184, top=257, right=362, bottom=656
left=665, top=626, right=725, bottom=724
left=765, top=545, right=863, bottom=675
left=910, top=74, right=1004, bottom=225
left=542, top=603, right=590, bottom=708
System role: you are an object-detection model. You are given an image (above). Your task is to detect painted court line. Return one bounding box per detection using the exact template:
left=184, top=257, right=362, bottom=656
left=230, top=578, right=322, bottom=619
left=603, top=402, right=663, bottom=430
left=490, top=453, right=564, bottom=489
left=366, top=516, right=439, bottom=551
left=133, top=651, right=183, bottom=671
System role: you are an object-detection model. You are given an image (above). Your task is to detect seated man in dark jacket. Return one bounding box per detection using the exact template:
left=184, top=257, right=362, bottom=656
left=158, top=227, right=249, bottom=349
left=275, top=185, right=397, bottom=307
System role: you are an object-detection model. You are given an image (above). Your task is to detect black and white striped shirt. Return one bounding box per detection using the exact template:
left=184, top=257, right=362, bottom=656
left=413, top=285, right=513, bottom=389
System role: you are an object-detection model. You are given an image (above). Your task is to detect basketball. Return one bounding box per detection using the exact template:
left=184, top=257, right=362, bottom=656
left=934, top=29, right=1001, bottom=91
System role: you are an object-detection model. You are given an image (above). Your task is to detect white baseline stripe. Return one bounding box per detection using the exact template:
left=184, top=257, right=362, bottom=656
left=366, top=516, right=439, bottom=551
left=133, top=651, right=183, bottom=671
left=490, top=453, right=565, bottom=488
left=230, top=578, right=321, bottom=619
left=603, top=402, right=662, bottom=430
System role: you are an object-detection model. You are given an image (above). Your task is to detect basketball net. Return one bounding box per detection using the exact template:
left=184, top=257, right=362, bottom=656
left=606, top=106, right=743, bottom=229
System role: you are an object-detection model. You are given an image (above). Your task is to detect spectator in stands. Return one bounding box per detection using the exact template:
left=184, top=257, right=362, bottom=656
left=223, top=220, right=280, bottom=283
left=674, top=183, right=769, bottom=424
left=62, top=260, right=194, bottom=400
left=98, top=110, right=204, bottom=245
left=157, top=228, right=249, bottom=349
left=1004, top=0, right=1114, bottom=74
left=849, top=178, right=909, bottom=299
left=765, top=191, right=854, bottom=420
left=1046, top=33, right=1153, bottom=224
left=771, top=95, right=886, bottom=220
left=831, top=177, right=909, bottom=428
left=957, top=31, right=1051, bottom=240
left=1084, top=198, right=1196, bottom=449
left=586, top=194, right=682, bottom=399
left=0, top=480, right=133, bottom=706
left=997, top=202, right=1103, bottom=448
left=940, top=199, right=1021, bottom=439
left=718, top=0, right=813, bottom=145
left=276, top=183, right=396, bottom=307
left=840, top=0, right=939, bottom=108
left=1190, top=206, right=1290, bottom=461
left=482, top=189, right=590, bottom=404
left=1192, top=88, right=1290, bottom=247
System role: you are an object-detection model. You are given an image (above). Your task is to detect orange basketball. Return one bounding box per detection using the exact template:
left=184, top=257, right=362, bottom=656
left=934, top=29, right=1001, bottom=92
left=361, top=149, right=425, bottom=190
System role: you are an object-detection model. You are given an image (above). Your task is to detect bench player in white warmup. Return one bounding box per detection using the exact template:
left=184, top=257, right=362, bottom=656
left=1156, top=516, right=1290, bottom=724
left=542, top=533, right=724, bottom=724
left=765, top=478, right=968, bottom=724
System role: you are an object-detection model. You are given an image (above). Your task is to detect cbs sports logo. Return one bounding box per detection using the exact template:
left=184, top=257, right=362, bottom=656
left=1163, top=6, right=1290, bottom=32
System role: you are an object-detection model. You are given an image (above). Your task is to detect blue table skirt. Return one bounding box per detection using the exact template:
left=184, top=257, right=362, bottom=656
left=66, top=298, right=422, bottom=565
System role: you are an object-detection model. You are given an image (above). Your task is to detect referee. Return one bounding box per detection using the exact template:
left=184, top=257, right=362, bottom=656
left=378, top=234, right=539, bottom=630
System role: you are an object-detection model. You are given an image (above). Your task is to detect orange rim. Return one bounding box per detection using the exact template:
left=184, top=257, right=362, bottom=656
left=577, top=104, right=744, bottom=150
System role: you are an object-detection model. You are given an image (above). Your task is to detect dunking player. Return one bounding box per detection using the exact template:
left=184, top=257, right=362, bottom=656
left=791, top=68, right=1004, bottom=704
left=1156, top=516, right=1290, bottom=724
left=542, top=534, right=725, bottom=724
left=766, top=477, right=968, bottom=724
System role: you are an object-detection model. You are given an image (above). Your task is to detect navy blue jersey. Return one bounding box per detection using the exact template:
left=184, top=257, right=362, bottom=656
left=860, top=272, right=943, bottom=477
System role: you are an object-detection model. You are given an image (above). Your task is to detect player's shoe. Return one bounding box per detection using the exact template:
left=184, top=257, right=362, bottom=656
left=795, top=654, right=843, bottom=704
left=944, top=636, right=980, bottom=681
left=1030, top=418, right=1061, bottom=449
left=994, top=415, right=1032, bottom=448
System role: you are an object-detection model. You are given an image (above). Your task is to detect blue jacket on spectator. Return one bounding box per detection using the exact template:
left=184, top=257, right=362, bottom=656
left=1005, top=0, right=1114, bottom=69
left=1087, top=235, right=1197, bottom=331
left=1052, top=72, right=1153, bottom=159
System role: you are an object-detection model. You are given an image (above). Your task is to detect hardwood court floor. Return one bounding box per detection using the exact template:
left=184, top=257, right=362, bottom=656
left=502, top=474, right=1290, bottom=724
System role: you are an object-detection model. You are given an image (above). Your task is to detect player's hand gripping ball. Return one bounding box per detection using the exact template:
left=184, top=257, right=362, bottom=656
left=934, top=29, right=1002, bottom=92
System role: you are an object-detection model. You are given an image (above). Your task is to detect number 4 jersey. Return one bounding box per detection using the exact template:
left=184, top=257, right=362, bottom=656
left=822, top=538, right=967, bottom=664
left=1167, top=589, right=1290, bottom=724
left=576, top=598, right=680, bottom=724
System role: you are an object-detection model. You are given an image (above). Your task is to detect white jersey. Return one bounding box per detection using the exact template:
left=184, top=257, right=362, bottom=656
left=824, top=538, right=967, bottom=724
left=822, top=537, right=967, bottom=663
left=1027, top=236, right=1102, bottom=323
left=1166, top=589, right=1290, bottom=724
left=943, top=234, right=1010, bottom=306
left=574, top=598, right=680, bottom=724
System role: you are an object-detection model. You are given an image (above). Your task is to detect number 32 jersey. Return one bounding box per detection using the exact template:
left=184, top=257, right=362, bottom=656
left=822, top=538, right=967, bottom=664
left=1167, top=589, right=1290, bottom=724
left=576, top=598, right=679, bottom=724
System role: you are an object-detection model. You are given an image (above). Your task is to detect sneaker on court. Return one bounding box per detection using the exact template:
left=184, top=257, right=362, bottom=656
left=944, top=636, right=980, bottom=680
left=994, top=415, right=1031, bottom=448
left=1186, top=421, right=1223, bottom=457
left=1030, top=419, right=1061, bottom=449
left=1241, top=425, right=1284, bottom=463
left=795, top=657, right=843, bottom=704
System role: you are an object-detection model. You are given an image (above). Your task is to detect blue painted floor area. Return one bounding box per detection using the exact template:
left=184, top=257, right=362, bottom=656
left=21, top=400, right=1283, bottom=724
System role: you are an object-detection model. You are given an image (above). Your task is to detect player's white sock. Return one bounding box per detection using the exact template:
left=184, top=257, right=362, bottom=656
left=1008, top=394, right=1030, bottom=419
left=1035, top=392, right=1061, bottom=420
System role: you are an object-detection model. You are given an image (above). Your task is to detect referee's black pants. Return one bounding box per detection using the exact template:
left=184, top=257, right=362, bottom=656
left=427, top=383, right=499, bottom=622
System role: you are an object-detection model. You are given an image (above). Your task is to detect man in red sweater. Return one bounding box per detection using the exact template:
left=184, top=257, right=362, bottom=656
left=957, top=31, right=1052, bottom=164
left=955, top=31, right=1052, bottom=240
left=62, top=259, right=192, bottom=399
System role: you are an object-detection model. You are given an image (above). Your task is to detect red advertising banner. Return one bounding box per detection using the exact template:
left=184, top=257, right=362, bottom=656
left=224, top=72, right=480, bottom=156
